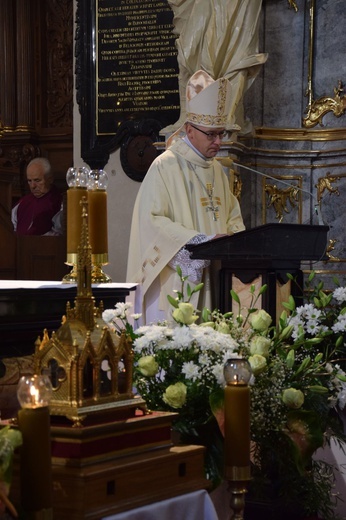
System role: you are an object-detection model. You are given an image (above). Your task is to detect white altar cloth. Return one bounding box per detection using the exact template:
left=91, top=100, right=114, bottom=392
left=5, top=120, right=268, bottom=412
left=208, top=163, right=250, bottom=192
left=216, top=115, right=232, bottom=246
left=102, top=490, right=219, bottom=520
left=0, top=280, right=137, bottom=290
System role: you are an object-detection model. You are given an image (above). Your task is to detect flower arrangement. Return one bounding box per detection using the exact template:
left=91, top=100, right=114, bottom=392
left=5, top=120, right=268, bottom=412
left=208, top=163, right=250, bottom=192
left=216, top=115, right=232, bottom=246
left=0, top=425, right=22, bottom=518
left=103, top=269, right=346, bottom=520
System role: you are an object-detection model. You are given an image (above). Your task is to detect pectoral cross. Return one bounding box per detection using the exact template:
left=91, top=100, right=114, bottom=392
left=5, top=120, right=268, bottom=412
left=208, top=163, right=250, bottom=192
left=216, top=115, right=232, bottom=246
left=205, top=183, right=219, bottom=221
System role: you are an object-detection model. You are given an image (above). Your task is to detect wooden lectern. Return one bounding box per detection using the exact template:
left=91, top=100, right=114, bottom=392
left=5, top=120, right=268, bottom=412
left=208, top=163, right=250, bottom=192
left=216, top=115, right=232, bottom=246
left=187, top=224, right=329, bottom=321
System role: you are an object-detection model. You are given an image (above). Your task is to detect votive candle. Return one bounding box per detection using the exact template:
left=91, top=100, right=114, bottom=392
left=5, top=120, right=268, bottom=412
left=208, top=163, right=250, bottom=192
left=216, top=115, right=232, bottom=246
left=66, top=187, right=87, bottom=255
left=88, top=189, right=108, bottom=254
left=224, top=383, right=250, bottom=469
left=223, top=357, right=251, bottom=481
left=17, top=405, right=53, bottom=514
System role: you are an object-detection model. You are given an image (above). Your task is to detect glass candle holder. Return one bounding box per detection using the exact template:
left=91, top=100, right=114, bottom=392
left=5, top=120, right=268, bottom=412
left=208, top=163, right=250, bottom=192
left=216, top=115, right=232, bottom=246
left=17, top=374, right=53, bottom=409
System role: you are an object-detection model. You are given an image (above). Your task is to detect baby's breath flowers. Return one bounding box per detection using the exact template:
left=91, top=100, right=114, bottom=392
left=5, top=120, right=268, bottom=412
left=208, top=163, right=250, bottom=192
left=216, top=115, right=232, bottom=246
left=102, top=269, right=346, bottom=518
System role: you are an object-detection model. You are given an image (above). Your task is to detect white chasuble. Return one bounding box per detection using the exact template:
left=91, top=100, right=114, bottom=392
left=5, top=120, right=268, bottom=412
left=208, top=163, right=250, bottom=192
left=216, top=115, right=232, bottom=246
left=126, top=139, right=245, bottom=324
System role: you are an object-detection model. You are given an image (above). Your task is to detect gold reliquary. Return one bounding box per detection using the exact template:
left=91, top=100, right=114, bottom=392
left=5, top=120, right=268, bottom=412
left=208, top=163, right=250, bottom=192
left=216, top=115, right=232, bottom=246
left=33, top=198, right=145, bottom=426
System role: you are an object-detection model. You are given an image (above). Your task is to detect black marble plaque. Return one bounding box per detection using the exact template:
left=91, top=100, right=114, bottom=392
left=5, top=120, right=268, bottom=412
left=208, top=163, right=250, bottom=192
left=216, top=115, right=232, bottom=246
left=76, top=0, right=180, bottom=169
left=97, top=0, right=180, bottom=134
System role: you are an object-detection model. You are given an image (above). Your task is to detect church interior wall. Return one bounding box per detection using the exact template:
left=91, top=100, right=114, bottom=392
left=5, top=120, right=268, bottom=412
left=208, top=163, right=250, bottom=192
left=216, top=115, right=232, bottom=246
left=77, top=0, right=346, bottom=283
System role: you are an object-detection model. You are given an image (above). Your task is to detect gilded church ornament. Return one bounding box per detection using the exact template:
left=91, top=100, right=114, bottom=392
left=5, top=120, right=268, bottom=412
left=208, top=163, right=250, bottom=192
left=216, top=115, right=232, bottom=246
left=316, top=172, right=340, bottom=203
left=287, top=0, right=299, bottom=12
left=264, top=183, right=300, bottom=223
left=34, top=198, right=146, bottom=425
left=303, top=0, right=346, bottom=128
left=325, top=238, right=341, bottom=263
left=303, top=81, right=346, bottom=129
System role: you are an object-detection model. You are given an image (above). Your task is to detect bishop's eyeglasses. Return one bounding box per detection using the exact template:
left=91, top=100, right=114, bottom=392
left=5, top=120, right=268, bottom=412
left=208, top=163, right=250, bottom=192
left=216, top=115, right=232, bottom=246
left=190, top=124, right=227, bottom=141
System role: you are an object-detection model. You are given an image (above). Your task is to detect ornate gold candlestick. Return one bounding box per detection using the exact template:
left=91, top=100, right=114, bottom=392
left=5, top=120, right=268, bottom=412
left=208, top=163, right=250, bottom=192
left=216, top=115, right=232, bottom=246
left=224, top=357, right=252, bottom=520
left=63, top=167, right=89, bottom=283
left=87, top=169, right=112, bottom=283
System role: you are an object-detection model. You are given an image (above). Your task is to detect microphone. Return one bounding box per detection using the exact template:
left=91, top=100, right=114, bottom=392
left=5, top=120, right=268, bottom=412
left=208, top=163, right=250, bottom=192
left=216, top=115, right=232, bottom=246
left=231, top=161, right=325, bottom=227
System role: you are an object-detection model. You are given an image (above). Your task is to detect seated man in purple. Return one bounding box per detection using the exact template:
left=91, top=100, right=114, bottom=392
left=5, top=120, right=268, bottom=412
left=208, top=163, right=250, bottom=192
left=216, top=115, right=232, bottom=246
left=12, top=157, right=63, bottom=236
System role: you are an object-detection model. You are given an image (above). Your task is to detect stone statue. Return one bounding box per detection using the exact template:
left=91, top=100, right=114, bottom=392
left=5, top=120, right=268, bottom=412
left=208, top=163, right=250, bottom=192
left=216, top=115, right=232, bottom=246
left=164, top=0, right=267, bottom=134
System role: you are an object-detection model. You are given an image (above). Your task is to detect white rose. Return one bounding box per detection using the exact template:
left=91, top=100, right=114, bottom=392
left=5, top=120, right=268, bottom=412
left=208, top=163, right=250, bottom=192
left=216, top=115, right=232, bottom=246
left=163, top=382, right=187, bottom=408
left=250, top=310, right=272, bottom=332
left=282, top=388, right=304, bottom=409
left=172, top=303, right=199, bottom=325
left=248, top=354, right=267, bottom=375
left=250, top=335, right=271, bottom=358
left=138, top=356, right=159, bottom=377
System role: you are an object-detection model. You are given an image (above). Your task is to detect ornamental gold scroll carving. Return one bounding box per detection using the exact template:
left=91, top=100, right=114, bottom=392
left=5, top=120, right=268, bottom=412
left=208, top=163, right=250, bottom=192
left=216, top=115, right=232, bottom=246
left=315, top=172, right=340, bottom=204
left=303, top=0, right=346, bottom=128
left=264, top=181, right=300, bottom=223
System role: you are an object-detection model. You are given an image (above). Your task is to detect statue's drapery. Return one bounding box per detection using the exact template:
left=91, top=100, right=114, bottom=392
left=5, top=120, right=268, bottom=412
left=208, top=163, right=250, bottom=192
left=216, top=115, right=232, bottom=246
left=166, top=0, right=267, bottom=132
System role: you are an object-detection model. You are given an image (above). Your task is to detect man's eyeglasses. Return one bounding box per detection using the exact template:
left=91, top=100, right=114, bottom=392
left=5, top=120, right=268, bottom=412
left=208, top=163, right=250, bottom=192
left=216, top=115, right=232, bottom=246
left=190, top=124, right=227, bottom=141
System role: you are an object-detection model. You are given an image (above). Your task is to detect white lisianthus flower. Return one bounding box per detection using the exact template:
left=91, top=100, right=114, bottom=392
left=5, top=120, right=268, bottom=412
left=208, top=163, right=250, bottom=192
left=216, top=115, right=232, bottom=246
left=102, top=309, right=116, bottom=323
left=163, top=382, right=187, bottom=408
left=332, top=314, right=346, bottom=333
left=333, top=287, right=346, bottom=303
left=172, top=302, right=199, bottom=325
left=248, top=354, right=267, bottom=375
left=138, top=355, right=159, bottom=377
left=198, top=353, right=210, bottom=366
left=113, top=301, right=132, bottom=318
left=250, top=335, right=271, bottom=358
left=211, top=364, right=226, bottom=385
left=282, top=388, right=304, bottom=409
left=172, top=325, right=195, bottom=348
left=182, top=361, right=200, bottom=381
left=250, top=309, right=272, bottom=332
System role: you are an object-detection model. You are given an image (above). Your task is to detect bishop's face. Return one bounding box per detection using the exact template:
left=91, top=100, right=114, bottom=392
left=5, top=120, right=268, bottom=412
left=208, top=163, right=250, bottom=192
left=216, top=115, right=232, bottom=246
left=26, top=164, right=52, bottom=198
left=186, top=123, right=226, bottom=158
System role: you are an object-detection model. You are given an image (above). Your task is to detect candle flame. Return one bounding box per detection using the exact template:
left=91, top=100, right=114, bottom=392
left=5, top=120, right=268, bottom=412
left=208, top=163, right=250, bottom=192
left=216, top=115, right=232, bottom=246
left=30, top=385, right=40, bottom=405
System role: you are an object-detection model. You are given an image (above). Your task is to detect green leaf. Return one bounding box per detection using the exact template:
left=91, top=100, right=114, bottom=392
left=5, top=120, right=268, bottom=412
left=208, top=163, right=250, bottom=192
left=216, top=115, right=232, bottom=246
left=259, top=284, right=268, bottom=295
left=308, top=271, right=316, bottom=282
left=191, top=283, right=204, bottom=294
left=230, top=289, right=240, bottom=304
left=201, top=307, right=211, bottom=322
left=209, top=387, right=224, bottom=414
left=295, top=356, right=311, bottom=375
left=167, top=294, right=179, bottom=308
left=286, top=349, right=295, bottom=369
left=332, top=275, right=340, bottom=287
left=308, top=385, right=329, bottom=394
left=176, top=265, right=182, bottom=278
left=316, top=281, right=324, bottom=291
left=282, top=295, right=296, bottom=312
left=279, top=325, right=294, bottom=340
left=336, top=335, right=344, bottom=348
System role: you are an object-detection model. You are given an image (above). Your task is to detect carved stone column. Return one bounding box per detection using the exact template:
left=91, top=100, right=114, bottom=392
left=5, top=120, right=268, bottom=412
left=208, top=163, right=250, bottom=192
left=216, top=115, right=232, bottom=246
left=0, top=1, right=16, bottom=131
